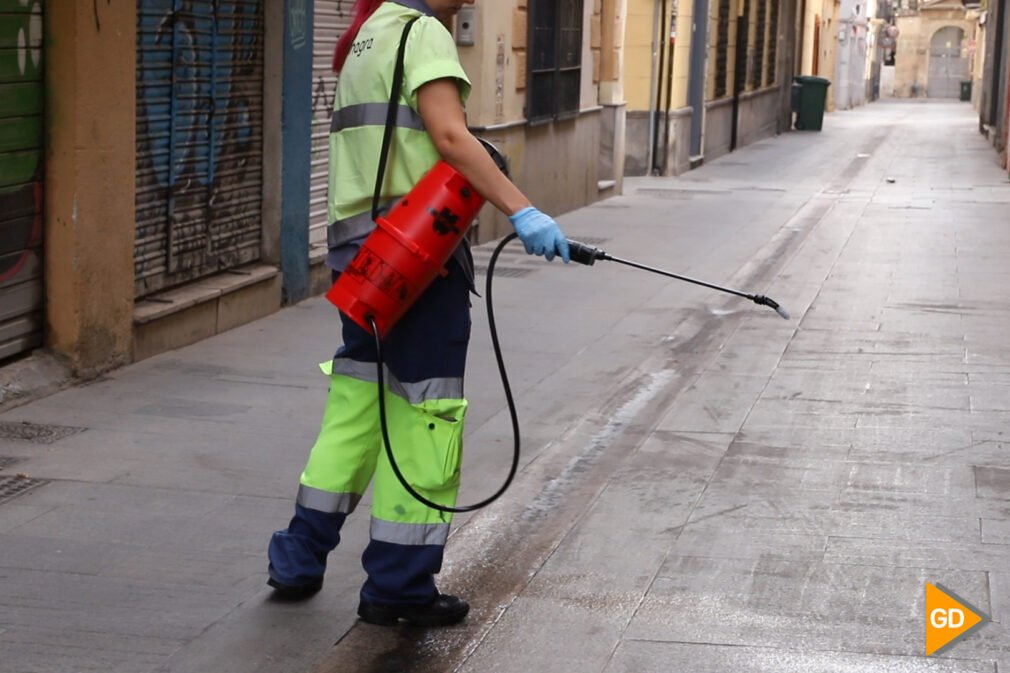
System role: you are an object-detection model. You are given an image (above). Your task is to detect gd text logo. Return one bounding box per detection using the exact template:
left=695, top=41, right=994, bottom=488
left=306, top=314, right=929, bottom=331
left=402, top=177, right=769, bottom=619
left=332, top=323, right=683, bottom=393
left=925, top=583, right=990, bottom=656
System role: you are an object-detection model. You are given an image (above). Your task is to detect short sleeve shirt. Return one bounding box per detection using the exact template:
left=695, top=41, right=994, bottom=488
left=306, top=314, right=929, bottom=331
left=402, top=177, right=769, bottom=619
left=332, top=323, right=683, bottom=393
left=327, top=2, right=471, bottom=227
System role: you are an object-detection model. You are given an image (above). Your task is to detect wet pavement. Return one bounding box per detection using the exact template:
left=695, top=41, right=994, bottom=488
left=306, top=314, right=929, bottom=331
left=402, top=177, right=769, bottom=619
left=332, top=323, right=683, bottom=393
left=2, top=101, right=1010, bottom=672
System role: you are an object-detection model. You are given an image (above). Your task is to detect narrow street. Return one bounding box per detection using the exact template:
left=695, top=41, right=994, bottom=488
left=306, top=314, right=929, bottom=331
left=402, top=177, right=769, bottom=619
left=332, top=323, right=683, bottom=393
left=1, top=101, right=1009, bottom=673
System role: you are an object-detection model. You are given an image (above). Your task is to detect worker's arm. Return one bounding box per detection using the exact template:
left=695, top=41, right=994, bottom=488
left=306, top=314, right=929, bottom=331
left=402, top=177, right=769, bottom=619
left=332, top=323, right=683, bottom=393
left=417, top=78, right=569, bottom=262
left=417, top=79, right=529, bottom=215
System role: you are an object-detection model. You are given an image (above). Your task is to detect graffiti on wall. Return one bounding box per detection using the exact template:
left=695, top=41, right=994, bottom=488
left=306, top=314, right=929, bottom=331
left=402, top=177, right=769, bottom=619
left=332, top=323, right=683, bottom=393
left=0, top=0, right=44, bottom=286
left=135, top=0, right=265, bottom=296
left=311, top=0, right=354, bottom=121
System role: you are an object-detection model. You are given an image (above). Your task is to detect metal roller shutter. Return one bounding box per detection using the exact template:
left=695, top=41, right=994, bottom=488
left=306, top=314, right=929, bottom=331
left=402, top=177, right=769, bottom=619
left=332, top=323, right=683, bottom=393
left=135, top=0, right=265, bottom=297
left=0, top=0, right=44, bottom=360
left=309, top=0, right=351, bottom=256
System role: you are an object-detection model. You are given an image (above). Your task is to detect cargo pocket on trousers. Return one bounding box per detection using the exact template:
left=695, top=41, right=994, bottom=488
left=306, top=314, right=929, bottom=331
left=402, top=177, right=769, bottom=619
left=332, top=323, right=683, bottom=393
left=401, top=400, right=468, bottom=493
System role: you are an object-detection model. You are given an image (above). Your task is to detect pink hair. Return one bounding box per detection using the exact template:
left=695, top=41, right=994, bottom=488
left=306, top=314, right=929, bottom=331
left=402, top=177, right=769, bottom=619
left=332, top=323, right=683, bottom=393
left=333, top=0, right=386, bottom=73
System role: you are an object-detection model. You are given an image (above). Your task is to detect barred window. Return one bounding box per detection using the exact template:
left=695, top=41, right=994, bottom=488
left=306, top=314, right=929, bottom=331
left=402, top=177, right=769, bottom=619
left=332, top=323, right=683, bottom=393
left=714, top=0, right=731, bottom=97
left=752, top=0, right=767, bottom=88
left=528, top=0, right=585, bottom=123
left=766, top=0, right=779, bottom=84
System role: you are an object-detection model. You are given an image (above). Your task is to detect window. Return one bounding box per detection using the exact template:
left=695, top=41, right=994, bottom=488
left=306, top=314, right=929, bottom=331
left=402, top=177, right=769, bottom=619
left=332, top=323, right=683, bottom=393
left=766, top=0, right=779, bottom=84
left=714, top=0, right=731, bottom=97
left=528, top=0, right=585, bottom=123
left=752, top=0, right=767, bottom=89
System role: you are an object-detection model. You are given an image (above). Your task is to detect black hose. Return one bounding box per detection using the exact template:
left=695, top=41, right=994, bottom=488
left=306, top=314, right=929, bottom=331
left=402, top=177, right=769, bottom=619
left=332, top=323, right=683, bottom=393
left=368, top=233, right=522, bottom=513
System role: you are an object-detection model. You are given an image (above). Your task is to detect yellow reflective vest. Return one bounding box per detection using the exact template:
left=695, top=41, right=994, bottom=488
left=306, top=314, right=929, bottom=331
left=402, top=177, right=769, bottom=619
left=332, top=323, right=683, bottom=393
left=327, top=2, right=471, bottom=251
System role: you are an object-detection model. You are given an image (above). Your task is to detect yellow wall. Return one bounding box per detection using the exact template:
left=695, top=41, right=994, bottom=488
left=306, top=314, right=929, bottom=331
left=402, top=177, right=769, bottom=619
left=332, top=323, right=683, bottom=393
left=460, top=1, right=607, bottom=121
left=624, top=0, right=689, bottom=111
left=457, top=2, right=525, bottom=126
left=601, top=0, right=629, bottom=103
left=810, top=0, right=837, bottom=110
left=799, top=0, right=816, bottom=75
left=971, top=15, right=985, bottom=109
left=707, top=0, right=743, bottom=100
left=626, top=0, right=658, bottom=110
left=747, top=0, right=759, bottom=90
left=672, top=0, right=694, bottom=107
left=46, top=1, right=136, bottom=374
left=455, top=0, right=610, bottom=237
left=798, top=0, right=834, bottom=79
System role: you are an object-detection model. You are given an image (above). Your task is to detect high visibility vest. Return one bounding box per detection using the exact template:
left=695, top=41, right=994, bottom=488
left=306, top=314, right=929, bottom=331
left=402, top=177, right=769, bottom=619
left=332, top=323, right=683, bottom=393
left=327, top=2, right=472, bottom=250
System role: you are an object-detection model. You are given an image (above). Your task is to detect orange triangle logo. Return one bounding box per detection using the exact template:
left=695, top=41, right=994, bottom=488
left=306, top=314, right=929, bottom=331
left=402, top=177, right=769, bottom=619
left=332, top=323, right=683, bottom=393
left=926, top=583, right=989, bottom=656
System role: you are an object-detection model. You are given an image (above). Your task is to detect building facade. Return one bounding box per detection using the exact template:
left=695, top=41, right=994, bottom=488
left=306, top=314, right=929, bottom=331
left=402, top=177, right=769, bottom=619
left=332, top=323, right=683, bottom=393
left=623, top=0, right=798, bottom=177
left=2, top=0, right=621, bottom=378
left=798, top=0, right=840, bottom=110
left=833, top=0, right=870, bottom=109
left=887, top=0, right=976, bottom=98
left=978, top=0, right=1009, bottom=168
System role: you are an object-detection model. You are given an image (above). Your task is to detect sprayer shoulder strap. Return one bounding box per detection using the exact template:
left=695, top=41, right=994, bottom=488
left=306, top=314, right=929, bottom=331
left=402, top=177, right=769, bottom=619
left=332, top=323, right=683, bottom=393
left=373, top=16, right=421, bottom=223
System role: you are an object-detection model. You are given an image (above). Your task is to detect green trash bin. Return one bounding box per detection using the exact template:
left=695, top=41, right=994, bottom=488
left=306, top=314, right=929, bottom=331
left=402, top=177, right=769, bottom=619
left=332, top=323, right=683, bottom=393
left=793, top=76, right=831, bottom=131
left=960, top=81, right=972, bottom=102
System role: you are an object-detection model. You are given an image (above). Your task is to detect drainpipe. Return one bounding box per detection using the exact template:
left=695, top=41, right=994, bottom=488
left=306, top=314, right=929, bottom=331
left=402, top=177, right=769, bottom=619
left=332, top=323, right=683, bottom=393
left=646, top=0, right=662, bottom=174
left=688, top=0, right=711, bottom=164
left=662, top=5, right=677, bottom=174
left=652, top=0, right=670, bottom=174
left=731, top=0, right=747, bottom=151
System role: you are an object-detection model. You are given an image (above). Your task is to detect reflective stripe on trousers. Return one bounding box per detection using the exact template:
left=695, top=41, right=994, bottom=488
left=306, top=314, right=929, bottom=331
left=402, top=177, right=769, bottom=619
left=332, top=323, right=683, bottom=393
left=299, top=370, right=467, bottom=544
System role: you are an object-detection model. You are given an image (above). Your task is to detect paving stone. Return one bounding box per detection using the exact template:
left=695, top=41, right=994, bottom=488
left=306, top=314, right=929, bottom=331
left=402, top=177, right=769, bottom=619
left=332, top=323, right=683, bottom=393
left=823, top=537, right=1010, bottom=574
left=846, top=426, right=975, bottom=464
left=833, top=463, right=978, bottom=515
left=456, top=595, right=629, bottom=673
left=654, top=374, right=770, bottom=433
left=625, top=557, right=989, bottom=657
left=604, top=640, right=996, bottom=673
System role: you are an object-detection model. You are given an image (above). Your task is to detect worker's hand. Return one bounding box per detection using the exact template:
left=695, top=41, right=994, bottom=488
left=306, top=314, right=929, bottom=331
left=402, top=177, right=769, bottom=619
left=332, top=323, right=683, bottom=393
left=508, top=207, right=571, bottom=263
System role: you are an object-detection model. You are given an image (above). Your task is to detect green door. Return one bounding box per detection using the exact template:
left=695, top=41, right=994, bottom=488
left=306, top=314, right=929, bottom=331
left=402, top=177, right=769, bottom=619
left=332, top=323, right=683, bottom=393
left=0, top=0, right=44, bottom=360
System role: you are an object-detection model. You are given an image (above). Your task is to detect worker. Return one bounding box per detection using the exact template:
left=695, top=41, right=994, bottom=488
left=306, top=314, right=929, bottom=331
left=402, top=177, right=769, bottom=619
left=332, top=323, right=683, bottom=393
left=267, top=0, right=570, bottom=627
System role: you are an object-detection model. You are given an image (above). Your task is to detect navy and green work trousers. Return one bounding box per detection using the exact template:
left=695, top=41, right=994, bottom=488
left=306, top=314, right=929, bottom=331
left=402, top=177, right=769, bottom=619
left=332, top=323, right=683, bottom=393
left=268, top=257, right=471, bottom=606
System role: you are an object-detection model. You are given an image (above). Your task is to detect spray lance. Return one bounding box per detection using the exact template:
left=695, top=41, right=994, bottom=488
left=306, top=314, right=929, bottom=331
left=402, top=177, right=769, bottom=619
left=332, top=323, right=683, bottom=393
left=326, top=17, right=789, bottom=515
left=564, top=241, right=791, bottom=320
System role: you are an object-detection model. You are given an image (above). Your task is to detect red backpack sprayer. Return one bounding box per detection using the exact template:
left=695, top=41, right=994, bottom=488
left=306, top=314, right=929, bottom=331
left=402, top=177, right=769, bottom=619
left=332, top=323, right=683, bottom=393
left=327, top=18, right=788, bottom=515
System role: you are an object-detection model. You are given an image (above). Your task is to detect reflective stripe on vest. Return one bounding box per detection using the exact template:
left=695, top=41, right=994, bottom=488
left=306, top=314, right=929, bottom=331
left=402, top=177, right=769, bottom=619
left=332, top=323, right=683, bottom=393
left=371, top=517, right=451, bottom=546
left=329, top=358, right=464, bottom=404
left=297, top=484, right=362, bottom=514
left=330, top=103, right=425, bottom=134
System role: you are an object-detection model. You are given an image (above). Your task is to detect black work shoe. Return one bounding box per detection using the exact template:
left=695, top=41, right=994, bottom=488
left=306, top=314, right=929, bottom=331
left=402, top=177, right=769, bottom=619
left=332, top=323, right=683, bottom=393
left=357, top=594, right=470, bottom=627
left=267, top=576, right=324, bottom=601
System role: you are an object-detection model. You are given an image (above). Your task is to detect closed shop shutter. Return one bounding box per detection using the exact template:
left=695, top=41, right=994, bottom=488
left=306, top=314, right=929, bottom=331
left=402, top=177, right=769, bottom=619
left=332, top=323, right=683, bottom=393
left=135, top=0, right=265, bottom=297
left=309, top=0, right=352, bottom=256
left=0, top=0, right=44, bottom=360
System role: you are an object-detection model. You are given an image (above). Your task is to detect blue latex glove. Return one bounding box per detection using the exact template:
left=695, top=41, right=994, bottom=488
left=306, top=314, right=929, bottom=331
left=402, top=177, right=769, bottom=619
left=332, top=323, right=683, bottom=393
left=508, top=207, right=571, bottom=263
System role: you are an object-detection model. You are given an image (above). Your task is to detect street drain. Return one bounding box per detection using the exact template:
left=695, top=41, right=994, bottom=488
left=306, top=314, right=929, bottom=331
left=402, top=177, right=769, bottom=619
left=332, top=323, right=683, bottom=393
left=0, top=421, right=85, bottom=444
left=0, top=475, right=48, bottom=504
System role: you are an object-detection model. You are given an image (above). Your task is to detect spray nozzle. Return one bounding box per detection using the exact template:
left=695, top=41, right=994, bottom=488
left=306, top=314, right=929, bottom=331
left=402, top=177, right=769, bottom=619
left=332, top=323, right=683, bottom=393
left=752, top=295, right=791, bottom=320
